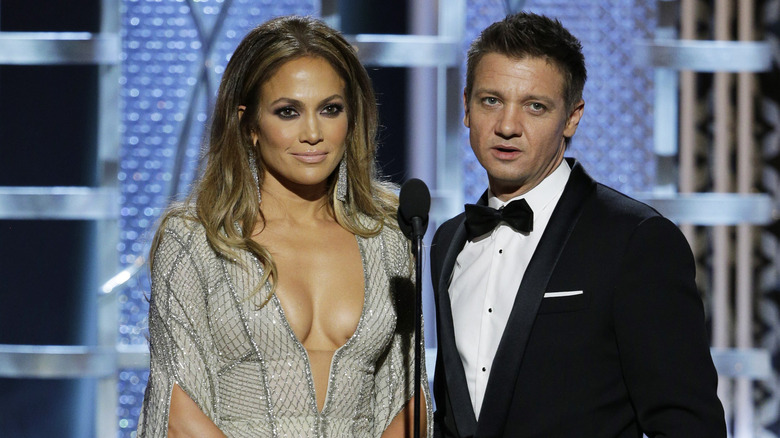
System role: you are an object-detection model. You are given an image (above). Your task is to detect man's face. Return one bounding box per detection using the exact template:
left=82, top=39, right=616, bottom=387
left=464, top=53, right=584, bottom=201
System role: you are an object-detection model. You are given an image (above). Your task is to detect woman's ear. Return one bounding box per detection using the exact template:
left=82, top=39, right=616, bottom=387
left=238, top=105, right=259, bottom=144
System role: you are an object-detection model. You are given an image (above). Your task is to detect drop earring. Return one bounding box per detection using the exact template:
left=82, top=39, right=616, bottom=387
left=336, top=155, right=348, bottom=202
left=248, top=145, right=261, bottom=205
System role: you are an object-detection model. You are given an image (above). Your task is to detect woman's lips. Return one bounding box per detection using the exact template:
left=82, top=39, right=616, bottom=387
left=292, top=151, right=328, bottom=164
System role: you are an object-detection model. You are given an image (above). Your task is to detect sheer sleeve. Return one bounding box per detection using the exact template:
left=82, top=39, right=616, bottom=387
left=372, top=226, right=434, bottom=437
left=137, top=217, right=220, bottom=437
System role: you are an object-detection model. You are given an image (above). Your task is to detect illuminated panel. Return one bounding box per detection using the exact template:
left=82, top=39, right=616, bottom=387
left=118, top=1, right=317, bottom=435
left=461, top=0, right=656, bottom=202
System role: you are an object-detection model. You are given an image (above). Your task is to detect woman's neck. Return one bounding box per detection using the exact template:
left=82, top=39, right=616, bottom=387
left=259, top=185, right=333, bottom=225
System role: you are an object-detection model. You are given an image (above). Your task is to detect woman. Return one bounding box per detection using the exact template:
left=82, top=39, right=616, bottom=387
left=136, top=15, right=431, bottom=437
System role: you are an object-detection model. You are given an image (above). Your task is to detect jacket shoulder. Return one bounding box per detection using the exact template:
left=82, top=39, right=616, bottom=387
left=591, top=183, right=665, bottom=223
left=432, top=212, right=466, bottom=244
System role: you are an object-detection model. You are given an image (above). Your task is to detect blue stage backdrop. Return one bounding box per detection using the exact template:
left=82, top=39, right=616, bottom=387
left=461, top=0, right=656, bottom=202
left=118, top=1, right=655, bottom=436
left=118, top=1, right=318, bottom=435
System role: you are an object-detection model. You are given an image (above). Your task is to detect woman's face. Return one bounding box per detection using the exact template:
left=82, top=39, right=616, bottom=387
left=253, top=56, right=349, bottom=195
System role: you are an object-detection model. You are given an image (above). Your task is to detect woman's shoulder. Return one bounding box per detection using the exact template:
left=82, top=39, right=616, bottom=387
left=152, top=207, right=214, bottom=265
left=158, top=207, right=206, bottom=241
left=361, top=216, right=412, bottom=278
left=354, top=212, right=403, bottom=244
left=377, top=221, right=407, bottom=248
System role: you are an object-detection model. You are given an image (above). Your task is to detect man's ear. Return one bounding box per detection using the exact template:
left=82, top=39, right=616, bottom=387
left=463, top=89, right=470, bottom=128
left=563, top=100, right=584, bottom=138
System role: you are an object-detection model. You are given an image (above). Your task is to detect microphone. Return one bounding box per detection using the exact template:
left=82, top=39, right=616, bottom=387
left=396, top=177, right=430, bottom=438
left=397, top=178, right=431, bottom=240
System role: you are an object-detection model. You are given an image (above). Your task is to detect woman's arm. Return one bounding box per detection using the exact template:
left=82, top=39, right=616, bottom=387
left=374, top=226, right=433, bottom=438
left=137, top=218, right=222, bottom=437
left=168, top=384, right=227, bottom=438
left=381, top=391, right=428, bottom=438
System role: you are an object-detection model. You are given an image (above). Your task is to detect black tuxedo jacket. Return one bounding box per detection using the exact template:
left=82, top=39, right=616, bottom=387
left=430, top=159, right=726, bottom=437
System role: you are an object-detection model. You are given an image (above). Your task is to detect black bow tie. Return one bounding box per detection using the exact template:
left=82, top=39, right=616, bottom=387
left=464, top=199, right=534, bottom=240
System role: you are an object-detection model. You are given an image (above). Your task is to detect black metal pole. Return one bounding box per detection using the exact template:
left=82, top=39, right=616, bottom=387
left=397, top=178, right=430, bottom=438
left=413, top=233, right=423, bottom=438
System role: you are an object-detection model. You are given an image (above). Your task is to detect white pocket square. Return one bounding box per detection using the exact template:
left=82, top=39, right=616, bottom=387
left=543, top=290, right=583, bottom=298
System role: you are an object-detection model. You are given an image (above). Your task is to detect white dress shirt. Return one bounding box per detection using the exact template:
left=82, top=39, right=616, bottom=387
left=449, top=160, right=571, bottom=419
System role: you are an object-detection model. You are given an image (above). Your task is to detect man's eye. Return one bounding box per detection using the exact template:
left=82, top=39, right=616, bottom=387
left=529, top=102, right=546, bottom=112
left=483, top=97, right=499, bottom=105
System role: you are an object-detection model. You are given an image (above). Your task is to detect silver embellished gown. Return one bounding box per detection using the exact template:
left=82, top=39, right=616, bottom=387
left=136, top=214, right=432, bottom=437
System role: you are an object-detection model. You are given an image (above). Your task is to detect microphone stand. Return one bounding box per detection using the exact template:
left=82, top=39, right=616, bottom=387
left=397, top=177, right=430, bottom=438
left=411, top=217, right=424, bottom=438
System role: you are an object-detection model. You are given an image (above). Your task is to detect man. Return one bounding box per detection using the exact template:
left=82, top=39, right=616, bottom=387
left=430, top=12, right=726, bottom=437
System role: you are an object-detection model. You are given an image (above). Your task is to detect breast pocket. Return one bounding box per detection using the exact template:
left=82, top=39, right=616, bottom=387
left=537, top=290, right=589, bottom=314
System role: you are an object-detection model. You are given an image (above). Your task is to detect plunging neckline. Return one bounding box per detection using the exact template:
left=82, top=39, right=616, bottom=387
left=269, top=234, right=368, bottom=415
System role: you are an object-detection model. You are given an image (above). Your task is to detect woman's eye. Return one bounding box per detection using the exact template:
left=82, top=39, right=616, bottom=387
left=322, top=104, right=344, bottom=116
left=276, top=107, right=298, bottom=119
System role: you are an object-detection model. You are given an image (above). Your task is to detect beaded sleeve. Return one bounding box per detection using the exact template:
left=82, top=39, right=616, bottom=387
left=372, top=226, right=434, bottom=436
left=136, top=216, right=220, bottom=436
left=136, top=216, right=433, bottom=437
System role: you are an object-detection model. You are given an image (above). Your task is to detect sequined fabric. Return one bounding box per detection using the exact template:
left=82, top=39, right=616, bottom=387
left=136, top=213, right=432, bottom=437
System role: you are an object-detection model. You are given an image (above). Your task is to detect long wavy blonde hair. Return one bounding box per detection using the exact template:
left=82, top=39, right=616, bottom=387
left=151, top=16, right=398, bottom=300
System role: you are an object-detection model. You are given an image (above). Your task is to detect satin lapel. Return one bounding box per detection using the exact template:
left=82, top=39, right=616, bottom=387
left=475, top=160, right=595, bottom=437
left=435, top=216, right=479, bottom=436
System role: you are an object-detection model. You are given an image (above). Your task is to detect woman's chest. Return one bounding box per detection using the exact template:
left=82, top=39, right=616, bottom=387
left=206, top=239, right=398, bottom=366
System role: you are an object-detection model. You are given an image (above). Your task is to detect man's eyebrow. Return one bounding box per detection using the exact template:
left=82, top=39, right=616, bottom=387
left=524, top=94, right=557, bottom=105
left=472, top=89, right=558, bottom=105
left=472, top=87, right=501, bottom=96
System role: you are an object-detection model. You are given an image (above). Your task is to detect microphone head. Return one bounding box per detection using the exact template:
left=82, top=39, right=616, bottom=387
left=397, top=178, right=431, bottom=240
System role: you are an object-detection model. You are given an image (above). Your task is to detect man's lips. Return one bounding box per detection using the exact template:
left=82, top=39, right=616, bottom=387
left=491, top=145, right=522, bottom=159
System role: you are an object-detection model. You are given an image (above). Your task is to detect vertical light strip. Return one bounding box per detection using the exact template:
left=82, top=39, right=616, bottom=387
left=734, top=0, right=756, bottom=435
left=407, top=0, right=437, bottom=182
left=407, top=0, right=440, bottom=350
left=679, top=0, right=696, bottom=243
left=96, top=0, right=121, bottom=435
left=712, top=0, right=734, bottom=423
left=437, top=0, right=465, bottom=215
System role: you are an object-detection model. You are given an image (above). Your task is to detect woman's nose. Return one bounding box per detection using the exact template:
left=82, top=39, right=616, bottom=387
left=300, top=115, right=323, bottom=144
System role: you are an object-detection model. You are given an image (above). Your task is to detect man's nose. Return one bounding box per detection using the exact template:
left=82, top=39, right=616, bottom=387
left=495, top=107, right=522, bottom=138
